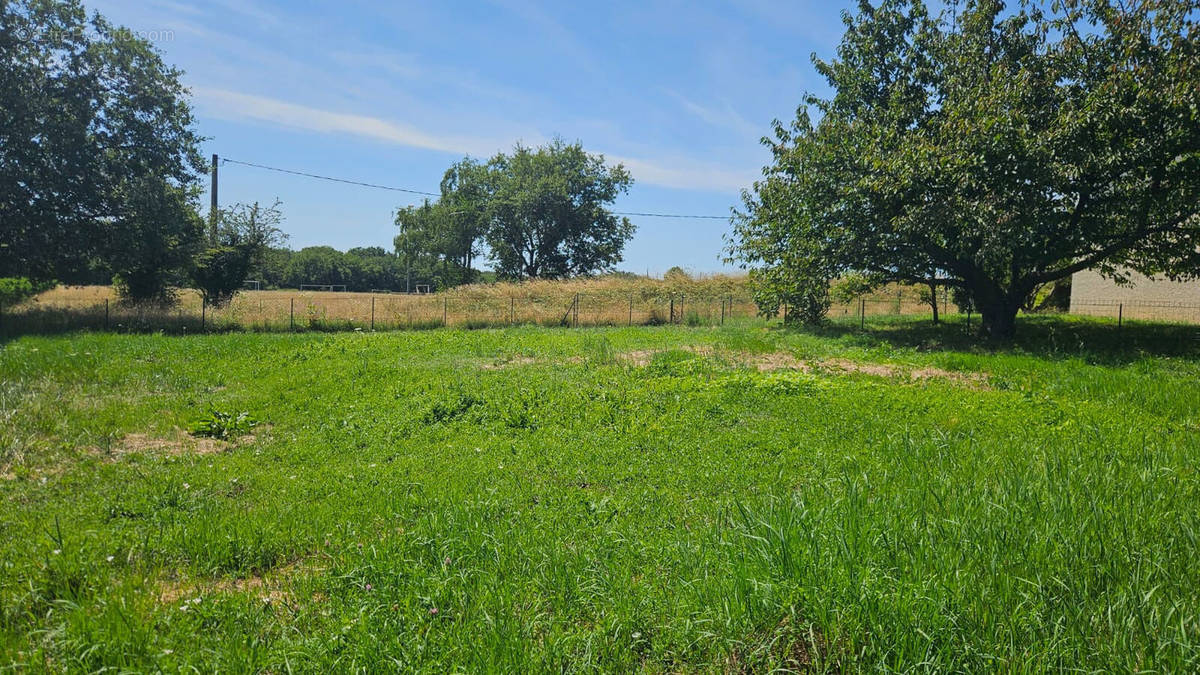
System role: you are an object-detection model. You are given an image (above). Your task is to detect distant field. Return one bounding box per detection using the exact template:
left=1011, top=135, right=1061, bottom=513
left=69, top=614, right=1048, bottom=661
left=2, top=317, right=1199, bottom=670
left=9, top=278, right=947, bottom=334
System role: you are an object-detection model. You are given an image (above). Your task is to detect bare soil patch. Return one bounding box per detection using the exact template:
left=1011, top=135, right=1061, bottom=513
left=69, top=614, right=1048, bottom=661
left=818, top=358, right=989, bottom=387
left=157, top=556, right=326, bottom=607
left=476, top=345, right=988, bottom=388
left=117, top=432, right=228, bottom=456
left=103, top=425, right=269, bottom=459
left=614, top=347, right=989, bottom=387
left=480, top=356, right=538, bottom=370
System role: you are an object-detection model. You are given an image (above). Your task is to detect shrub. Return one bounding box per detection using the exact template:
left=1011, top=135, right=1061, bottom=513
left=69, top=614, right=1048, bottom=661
left=192, top=246, right=253, bottom=307
left=0, top=277, right=55, bottom=306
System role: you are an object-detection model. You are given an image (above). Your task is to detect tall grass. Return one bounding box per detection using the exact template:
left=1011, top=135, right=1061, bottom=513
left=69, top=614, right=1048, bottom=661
left=1, top=319, right=1198, bottom=669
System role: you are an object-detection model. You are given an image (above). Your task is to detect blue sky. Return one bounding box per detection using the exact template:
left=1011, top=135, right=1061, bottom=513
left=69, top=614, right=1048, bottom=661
left=85, top=0, right=852, bottom=275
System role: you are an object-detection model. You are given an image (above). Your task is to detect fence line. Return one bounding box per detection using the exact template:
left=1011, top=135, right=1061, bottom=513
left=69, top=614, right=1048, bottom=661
left=2, top=292, right=763, bottom=335
left=4, top=291, right=1200, bottom=336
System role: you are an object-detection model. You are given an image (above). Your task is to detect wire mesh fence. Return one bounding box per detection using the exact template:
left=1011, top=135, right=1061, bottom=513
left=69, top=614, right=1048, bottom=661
left=0, top=290, right=764, bottom=335
left=3, top=289, right=1199, bottom=337
left=1069, top=300, right=1200, bottom=325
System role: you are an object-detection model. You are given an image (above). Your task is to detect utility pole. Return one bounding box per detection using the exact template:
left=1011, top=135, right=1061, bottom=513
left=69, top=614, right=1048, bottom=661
left=209, top=153, right=219, bottom=243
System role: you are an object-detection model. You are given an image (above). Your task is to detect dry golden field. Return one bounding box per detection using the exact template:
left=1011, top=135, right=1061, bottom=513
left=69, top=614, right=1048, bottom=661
left=14, top=276, right=756, bottom=331
left=8, top=275, right=955, bottom=333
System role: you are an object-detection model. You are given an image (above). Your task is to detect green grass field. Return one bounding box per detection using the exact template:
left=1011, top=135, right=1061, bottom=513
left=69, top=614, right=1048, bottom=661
left=2, top=317, right=1199, bottom=671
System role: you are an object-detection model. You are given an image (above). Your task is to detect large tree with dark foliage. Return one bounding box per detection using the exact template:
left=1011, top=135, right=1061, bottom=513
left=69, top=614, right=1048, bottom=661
left=729, top=0, right=1200, bottom=337
left=0, top=0, right=205, bottom=302
left=485, top=140, right=634, bottom=280
left=398, top=141, right=635, bottom=285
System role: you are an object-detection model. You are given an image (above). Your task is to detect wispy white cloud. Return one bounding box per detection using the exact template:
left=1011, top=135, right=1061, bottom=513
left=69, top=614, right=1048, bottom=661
left=609, top=155, right=754, bottom=194
left=193, top=87, right=521, bottom=157
left=665, top=90, right=762, bottom=140
left=193, top=87, right=754, bottom=192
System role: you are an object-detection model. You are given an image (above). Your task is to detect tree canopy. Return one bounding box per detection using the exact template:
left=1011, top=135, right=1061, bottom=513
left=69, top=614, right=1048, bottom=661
left=1, top=0, right=206, bottom=301
left=396, top=141, right=635, bottom=283
left=729, top=0, right=1200, bottom=337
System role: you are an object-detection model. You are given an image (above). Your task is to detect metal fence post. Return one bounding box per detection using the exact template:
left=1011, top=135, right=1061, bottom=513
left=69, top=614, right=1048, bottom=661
left=443, top=296, right=448, bottom=327
left=629, top=295, right=633, bottom=326
left=201, top=296, right=206, bottom=331
left=104, top=298, right=109, bottom=331
left=290, top=298, right=294, bottom=331
left=669, top=294, right=674, bottom=324
left=1118, top=303, right=1123, bottom=328
left=721, top=298, right=726, bottom=325
left=371, top=296, right=375, bottom=330
left=860, top=298, right=865, bottom=330
left=510, top=296, right=515, bottom=325
left=966, top=308, right=971, bottom=333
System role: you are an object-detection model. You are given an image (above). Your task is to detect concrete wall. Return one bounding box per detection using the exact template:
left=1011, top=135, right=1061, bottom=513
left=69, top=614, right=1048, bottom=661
left=1070, top=269, right=1200, bottom=322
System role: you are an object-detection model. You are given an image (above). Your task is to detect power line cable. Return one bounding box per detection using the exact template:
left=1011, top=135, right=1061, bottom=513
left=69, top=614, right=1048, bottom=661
left=221, top=158, right=438, bottom=197
left=220, top=157, right=730, bottom=220
left=612, top=211, right=728, bottom=220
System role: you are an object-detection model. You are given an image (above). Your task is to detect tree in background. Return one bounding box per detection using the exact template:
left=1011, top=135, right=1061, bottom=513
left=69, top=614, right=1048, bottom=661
left=396, top=141, right=636, bottom=286
left=345, top=247, right=406, bottom=291
left=284, top=246, right=351, bottom=289
left=192, top=201, right=288, bottom=306
left=0, top=0, right=205, bottom=302
left=257, top=247, right=294, bottom=288
left=437, top=158, right=490, bottom=283
left=484, top=141, right=634, bottom=280
left=394, top=200, right=463, bottom=291
left=729, top=0, right=1200, bottom=337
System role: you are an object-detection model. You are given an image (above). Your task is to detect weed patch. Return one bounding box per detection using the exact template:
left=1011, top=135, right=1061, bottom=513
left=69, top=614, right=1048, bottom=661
left=187, top=409, right=258, bottom=440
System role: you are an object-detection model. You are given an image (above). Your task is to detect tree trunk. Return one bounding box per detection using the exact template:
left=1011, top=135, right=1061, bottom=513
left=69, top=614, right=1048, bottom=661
left=927, top=282, right=939, bottom=325
left=978, top=302, right=1018, bottom=339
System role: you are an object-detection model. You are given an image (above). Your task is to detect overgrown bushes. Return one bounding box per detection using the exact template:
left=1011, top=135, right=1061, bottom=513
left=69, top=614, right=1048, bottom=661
left=0, top=277, right=55, bottom=306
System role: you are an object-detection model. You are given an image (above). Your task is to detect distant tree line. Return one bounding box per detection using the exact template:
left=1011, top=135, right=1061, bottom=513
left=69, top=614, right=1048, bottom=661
left=251, top=245, right=423, bottom=292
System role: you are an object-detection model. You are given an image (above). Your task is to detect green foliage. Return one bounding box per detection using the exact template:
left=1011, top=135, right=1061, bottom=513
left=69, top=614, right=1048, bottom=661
left=284, top=246, right=348, bottom=288
left=192, top=247, right=253, bottom=308
left=1, top=321, right=1200, bottom=669
left=729, top=0, right=1200, bottom=338
left=187, top=408, right=257, bottom=440
left=829, top=273, right=874, bottom=305
left=0, top=277, right=54, bottom=305
left=0, top=0, right=205, bottom=300
left=193, top=201, right=289, bottom=305
left=486, top=140, right=635, bottom=280
left=393, top=199, right=473, bottom=290
left=663, top=266, right=691, bottom=282
left=396, top=140, right=636, bottom=284
left=749, top=265, right=831, bottom=326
